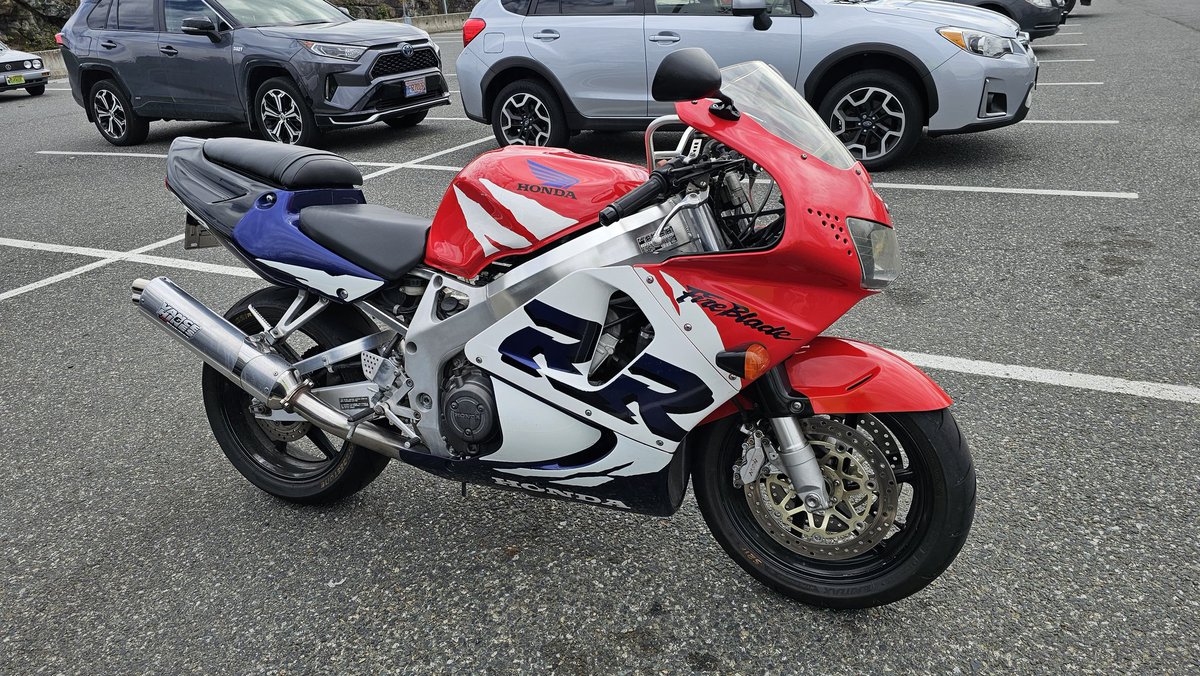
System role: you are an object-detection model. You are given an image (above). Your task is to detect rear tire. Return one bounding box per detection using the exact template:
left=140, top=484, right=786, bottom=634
left=254, top=76, right=318, bottom=146
left=202, top=287, right=389, bottom=504
left=1063, top=0, right=1076, bottom=14
left=26, top=85, right=45, bottom=97
left=491, top=79, right=569, bottom=148
left=384, top=110, right=428, bottom=129
left=692, top=410, right=975, bottom=608
left=89, top=80, right=149, bottom=146
left=818, top=69, right=924, bottom=171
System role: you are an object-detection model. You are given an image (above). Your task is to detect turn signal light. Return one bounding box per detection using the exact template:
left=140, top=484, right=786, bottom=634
left=716, top=343, right=771, bottom=381
left=463, top=18, right=486, bottom=47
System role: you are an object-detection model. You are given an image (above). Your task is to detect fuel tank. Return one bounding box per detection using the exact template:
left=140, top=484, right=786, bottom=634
left=424, top=146, right=649, bottom=279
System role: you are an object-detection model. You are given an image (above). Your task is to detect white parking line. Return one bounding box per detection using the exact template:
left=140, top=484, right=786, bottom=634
left=1036, top=43, right=1088, bottom=47
left=38, top=150, right=168, bottom=159
left=0, top=234, right=182, bottom=302
left=1038, top=59, right=1096, bottom=63
left=1038, top=82, right=1104, bottom=86
left=872, top=183, right=1137, bottom=199
left=895, top=351, right=1200, bottom=405
left=428, top=116, right=470, bottom=121
left=1057, top=32, right=1084, bottom=35
left=4, top=231, right=1192, bottom=404
left=360, top=136, right=493, bottom=180
left=1020, top=119, right=1118, bottom=124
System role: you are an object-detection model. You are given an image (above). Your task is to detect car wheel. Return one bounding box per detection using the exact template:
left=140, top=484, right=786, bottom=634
left=384, top=110, right=428, bottom=129
left=254, top=77, right=318, bottom=146
left=26, top=85, right=45, bottom=97
left=490, top=79, right=569, bottom=148
left=89, top=80, right=150, bottom=146
left=1063, top=0, right=1076, bottom=14
left=818, top=69, right=924, bottom=171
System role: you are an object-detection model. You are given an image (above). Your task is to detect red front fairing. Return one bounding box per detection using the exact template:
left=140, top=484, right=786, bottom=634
left=424, top=146, right=649, bottom=279
left=644, top=100, right=893, bottom=371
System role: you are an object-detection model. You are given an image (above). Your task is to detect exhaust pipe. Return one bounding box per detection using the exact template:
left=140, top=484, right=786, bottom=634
left=131, top=276, right=408, bottom=459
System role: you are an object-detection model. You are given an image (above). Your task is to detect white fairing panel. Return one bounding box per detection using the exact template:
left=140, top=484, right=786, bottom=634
left=255, top=259, right=384, bottom=300
left=486, top=379, right=602, bottom=464
left=465, top=266, right=740, bottom=451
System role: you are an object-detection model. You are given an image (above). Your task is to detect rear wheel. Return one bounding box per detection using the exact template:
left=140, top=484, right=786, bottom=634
left=26, top=85, right=45, bottom=97
left=254, top=77, right=318, bottom=146
left=818, top=69, right=924, bottom=171
left=1063, top=0, right=1076, bottom=14
left=89, top=80, right=149, bottom=146
left=491, top=79, right=569, bottom=148
left=384, top=110, right=428, bottom=129
left=692, top=410, right=975, bottom=608
left=202, top=287, right=389, bottom=504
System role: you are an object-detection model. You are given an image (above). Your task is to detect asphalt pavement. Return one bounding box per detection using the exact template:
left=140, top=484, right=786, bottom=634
left=1, top=1, right=1198, bottom=673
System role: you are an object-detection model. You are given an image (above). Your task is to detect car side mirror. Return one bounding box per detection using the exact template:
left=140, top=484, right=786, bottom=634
left=181, top=17, right=221, bottom=42
left=338, top=7, right=354, bottom=19
left=732, top=0, right=773, bottom=31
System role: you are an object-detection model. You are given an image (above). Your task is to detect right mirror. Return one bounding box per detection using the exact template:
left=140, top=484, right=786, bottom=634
left=651, top=48, right=723, bottom=103
left=731, top=0, right=773, bottom=31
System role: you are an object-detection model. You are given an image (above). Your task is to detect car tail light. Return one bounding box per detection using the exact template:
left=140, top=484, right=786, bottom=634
left=55, top=33, right=64, bottom=45
left=463, top=18, right=486, bottom=47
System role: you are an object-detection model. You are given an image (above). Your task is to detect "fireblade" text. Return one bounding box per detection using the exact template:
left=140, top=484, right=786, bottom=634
left=676, top=286, right=798, bottom=340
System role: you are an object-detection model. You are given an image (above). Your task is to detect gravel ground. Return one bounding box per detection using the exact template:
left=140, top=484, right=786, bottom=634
left=1, top=1, right=1198, bottom=673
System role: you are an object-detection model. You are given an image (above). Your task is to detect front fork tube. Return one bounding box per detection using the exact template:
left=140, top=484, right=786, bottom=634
left=769, top=417, right=832, bottom=511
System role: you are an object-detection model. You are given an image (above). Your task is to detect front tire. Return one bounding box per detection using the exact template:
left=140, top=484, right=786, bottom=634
left=89, top=80, right=149, bottom=146
left=384, top=110, right=428, bottom=129
left=818, top=69, right=924, bottom=171
left=202, top=287, right=389, bottom=504
left=692, top=410, right=975, bottom=608
left=26, top=85, right=45, bottom=97
left=254, top=77, right=318, bottom=146
left=491, top=79, right=569, bottom=148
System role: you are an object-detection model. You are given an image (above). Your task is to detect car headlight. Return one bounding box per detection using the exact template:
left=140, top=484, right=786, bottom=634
left=937, top=27, right=1014, bottom=58
left=846, top=218, right=899, bottom=290
left=301, top=41, right=366, bottom=61
left=33, top=59, right=42, bottom=69
left=23, top=60, right=32, bottom=69
left=1026, top=0, right=1054, bottom=7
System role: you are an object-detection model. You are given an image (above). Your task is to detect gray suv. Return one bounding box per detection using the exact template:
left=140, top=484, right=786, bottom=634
left=60, top=0, right=451, bottom=146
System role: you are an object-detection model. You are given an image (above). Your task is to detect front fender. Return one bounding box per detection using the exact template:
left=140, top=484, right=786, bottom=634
left=785, top=337, right=952, bottom=414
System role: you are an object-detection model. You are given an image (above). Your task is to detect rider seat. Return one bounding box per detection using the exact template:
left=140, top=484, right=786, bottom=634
left=298, top=204, right=432, bottom=281
left=202, top=138, right=363, bottom=189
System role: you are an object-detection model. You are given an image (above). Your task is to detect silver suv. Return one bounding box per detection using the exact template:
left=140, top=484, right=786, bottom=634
left=457, top=0, right=1039, bottom=169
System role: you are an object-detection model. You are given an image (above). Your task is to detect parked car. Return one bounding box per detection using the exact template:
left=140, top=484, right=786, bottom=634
left=457, top=0, right=1040, bottom=170
left=0, top=41, right=51, bottom=97
left=942, top=0, right=1063, bottom=39
left=58, top=0, right=451, bottom=146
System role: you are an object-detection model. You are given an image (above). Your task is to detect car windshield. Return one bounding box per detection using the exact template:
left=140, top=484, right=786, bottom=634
left=720, top=61, right=857, bottom=170
left=217, top=0, right=347, bottom=27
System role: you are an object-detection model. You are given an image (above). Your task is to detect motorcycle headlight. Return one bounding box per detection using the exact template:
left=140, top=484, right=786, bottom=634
left=847, top=218, right=899, bottom=290
left=937, top=27, right=1014, bottom=58
left=301, top=41, right=366, bottom=61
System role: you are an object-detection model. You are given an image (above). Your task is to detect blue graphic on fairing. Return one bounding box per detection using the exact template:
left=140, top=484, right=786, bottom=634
left=231, top=189, right=384, bottom=300
left=527, top=160, right=580, bottom=189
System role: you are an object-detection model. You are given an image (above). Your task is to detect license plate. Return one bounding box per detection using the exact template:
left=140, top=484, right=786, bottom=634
left=184, top=213, right=219, bottom=249
left=5, top=74, right=25, bottom=86
left=403, top=77, right=427, bottom=97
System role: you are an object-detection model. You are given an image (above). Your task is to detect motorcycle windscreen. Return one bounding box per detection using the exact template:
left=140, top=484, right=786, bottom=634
left=465, top=266, right=740, bottom=453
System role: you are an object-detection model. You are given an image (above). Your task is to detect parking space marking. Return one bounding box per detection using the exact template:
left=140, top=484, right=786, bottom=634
left=1020, top=119, right=1118, bottom=124
left=873, top=183, right=1137, bottom=199
left=1035, top=43, right=1088, bottom=47
left=0, top=234, right=182, bottom=302
left=359, top=136, right=493, bottom=180
left=895, top=351, right=1200, bottom=405
left=428, top=116, right=470, bottom=121
left=1038, top=59, right=1096, bottom=62
left=1057, top=32, right=1084, bottom=35
left=38, top=150, right=168, bottom=159
left=1038, top=82, right=1104, bottom=86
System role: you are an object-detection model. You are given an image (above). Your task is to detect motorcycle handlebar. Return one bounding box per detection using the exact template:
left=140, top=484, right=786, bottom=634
left=598, top=171, right=670, bottom=226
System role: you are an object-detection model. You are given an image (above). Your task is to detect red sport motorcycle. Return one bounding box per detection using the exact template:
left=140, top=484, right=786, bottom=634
left=134, top=49, right=975, bottom=608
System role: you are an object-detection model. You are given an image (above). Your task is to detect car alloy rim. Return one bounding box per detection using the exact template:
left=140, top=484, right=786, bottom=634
left=499, top=92, right=552, bottom=146
left=261, top=89, right=304, bottom=144
left=93, top=89, right=127, bottom=139
left=830, top=87, right=905, bottom=162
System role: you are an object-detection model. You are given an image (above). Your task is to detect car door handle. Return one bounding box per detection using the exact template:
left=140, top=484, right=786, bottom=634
left=532, top=30, right=560, bottom=41
left=100, top=40, right=118, bottom=49
left=648, top=33, right=681, bottom=44
left=159, top=46, right=179, bottom=56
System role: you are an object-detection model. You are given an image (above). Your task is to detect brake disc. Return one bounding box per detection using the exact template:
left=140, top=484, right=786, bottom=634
left=743, top=417, right=900, bottom=561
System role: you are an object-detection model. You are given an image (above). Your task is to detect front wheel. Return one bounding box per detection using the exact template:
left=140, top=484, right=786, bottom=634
left=818, top=69, right=924, bottom=171
left=254, top=77, right=318, bottom=146
left=692, top=410, right=975, bottom=608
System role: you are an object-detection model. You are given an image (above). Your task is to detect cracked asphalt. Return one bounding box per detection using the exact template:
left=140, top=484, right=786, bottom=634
left=1, top=1, right=1198, bottom=673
